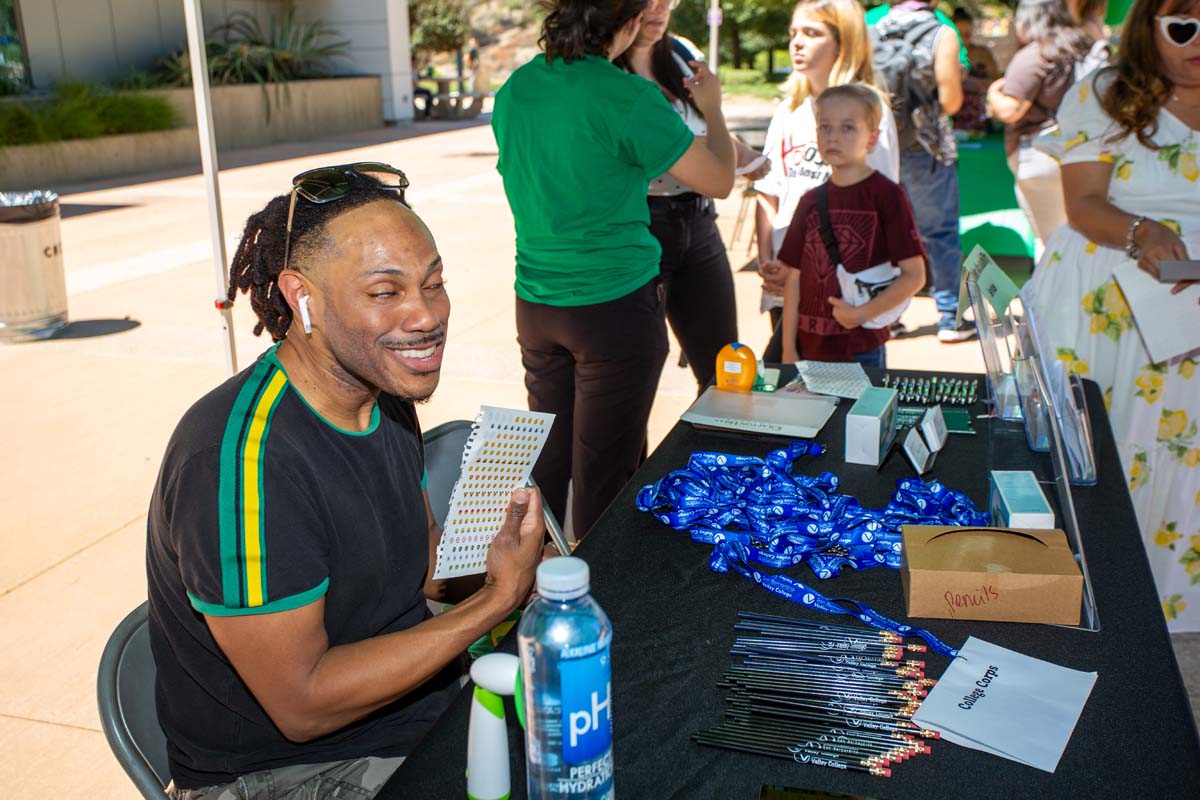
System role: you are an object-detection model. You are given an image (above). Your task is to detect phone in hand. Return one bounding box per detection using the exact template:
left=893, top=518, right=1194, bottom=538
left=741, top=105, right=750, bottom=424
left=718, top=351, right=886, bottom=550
left=1158, top=260, right=1200, bottom=282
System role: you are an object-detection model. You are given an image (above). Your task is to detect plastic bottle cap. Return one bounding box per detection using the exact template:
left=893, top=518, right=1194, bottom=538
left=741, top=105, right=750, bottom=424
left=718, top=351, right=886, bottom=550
left=535, top=556, right=589, bottom=600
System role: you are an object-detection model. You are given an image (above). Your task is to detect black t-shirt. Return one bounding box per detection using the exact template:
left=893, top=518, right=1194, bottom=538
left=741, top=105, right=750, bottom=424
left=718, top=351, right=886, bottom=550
left=146, top=345, right=461, bottom=789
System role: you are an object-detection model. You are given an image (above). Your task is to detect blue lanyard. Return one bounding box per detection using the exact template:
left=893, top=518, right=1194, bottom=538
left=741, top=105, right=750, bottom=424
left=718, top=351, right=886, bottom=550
left=635, top=441, right=989, bottom=658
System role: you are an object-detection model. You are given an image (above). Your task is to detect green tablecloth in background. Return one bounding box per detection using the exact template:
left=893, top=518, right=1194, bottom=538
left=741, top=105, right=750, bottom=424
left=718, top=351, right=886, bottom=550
left=955, top=132, right=1035, bottom=259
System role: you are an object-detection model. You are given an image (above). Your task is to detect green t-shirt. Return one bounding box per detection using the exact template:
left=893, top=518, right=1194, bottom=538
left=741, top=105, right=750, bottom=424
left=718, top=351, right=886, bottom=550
left=865, top=4, right=970, bottom=70
left=492, top=54, right=694, bottom=307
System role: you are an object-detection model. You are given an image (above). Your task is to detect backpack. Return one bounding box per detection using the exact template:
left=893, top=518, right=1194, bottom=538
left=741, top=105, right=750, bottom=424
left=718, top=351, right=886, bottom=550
left=870, top=11, right=944, bottom=151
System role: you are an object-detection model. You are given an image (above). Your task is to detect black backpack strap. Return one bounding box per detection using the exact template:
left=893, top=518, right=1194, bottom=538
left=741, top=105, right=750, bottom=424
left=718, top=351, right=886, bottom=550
left=814, top=183, right=843, bottom=268
left=901, top=15, right=944, bottom=48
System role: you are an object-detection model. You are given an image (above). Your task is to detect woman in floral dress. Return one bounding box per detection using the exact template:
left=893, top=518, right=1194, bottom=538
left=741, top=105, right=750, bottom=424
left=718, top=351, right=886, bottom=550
left=1029, top=0, right=1200, bottom=629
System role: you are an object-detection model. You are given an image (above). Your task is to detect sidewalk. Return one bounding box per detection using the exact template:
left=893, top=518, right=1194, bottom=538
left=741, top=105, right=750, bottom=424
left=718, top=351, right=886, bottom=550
left=0, top=99, right=1193, bottom=797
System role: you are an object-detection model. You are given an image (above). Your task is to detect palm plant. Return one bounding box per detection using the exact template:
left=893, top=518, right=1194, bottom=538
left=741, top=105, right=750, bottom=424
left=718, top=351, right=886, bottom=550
left=156, top=10, right=349, bottom=119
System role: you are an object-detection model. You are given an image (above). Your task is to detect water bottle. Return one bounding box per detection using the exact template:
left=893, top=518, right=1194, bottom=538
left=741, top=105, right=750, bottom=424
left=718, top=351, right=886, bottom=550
left=517, top=557, right=614, bottom=799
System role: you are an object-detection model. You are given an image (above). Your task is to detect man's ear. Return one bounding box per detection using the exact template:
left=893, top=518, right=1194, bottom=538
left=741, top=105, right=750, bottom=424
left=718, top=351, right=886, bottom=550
left=276, top=270, right=311, bottom=319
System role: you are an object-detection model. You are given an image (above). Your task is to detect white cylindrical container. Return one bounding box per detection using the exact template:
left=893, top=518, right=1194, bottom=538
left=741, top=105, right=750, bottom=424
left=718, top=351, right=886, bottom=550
left=0, top=191, right=67, bottom=342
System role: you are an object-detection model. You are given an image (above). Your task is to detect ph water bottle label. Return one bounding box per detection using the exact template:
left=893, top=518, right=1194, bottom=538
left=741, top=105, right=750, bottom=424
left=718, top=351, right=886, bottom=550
left=560, top=648, right=613, bottom=767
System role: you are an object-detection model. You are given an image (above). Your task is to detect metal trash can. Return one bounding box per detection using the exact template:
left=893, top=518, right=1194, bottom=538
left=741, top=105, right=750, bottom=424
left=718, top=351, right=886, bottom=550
left=0, top=191, right=68, bottom=341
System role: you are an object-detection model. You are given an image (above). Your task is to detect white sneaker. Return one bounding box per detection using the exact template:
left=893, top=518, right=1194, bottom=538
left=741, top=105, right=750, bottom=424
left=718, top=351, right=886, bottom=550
left=937, top=323, right=977, bottom=343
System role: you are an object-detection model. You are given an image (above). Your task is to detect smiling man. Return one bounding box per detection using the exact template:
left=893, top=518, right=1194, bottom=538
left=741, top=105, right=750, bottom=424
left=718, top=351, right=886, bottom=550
left=145, top=165, right=545, bottom=799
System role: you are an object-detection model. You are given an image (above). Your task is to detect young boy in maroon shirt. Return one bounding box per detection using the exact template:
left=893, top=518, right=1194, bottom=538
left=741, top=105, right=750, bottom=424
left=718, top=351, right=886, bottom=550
left=779, top=85, right=927, bottom=367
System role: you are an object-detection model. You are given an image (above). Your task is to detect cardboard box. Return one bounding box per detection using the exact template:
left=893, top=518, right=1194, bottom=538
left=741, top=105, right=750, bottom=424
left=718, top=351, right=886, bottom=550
left=989, top=470, right=1055, bottom=529
left=844, top=387, right=897, bottom=466
left=901, top=525, right=1083, bottom=625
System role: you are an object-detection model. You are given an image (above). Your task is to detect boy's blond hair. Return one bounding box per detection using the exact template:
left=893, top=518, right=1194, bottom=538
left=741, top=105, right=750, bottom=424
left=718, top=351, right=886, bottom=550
left=813, top=83, right=884, bottom=132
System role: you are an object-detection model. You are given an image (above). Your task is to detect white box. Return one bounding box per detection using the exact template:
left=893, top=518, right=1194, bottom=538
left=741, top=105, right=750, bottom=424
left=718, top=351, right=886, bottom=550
left=845, top=387, right=897, bottom=466
left=989, top=470, right=1055, bottom=529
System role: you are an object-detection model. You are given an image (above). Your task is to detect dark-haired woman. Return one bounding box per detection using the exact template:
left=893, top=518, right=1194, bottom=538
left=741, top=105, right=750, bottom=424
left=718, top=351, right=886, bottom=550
left=987, top=0, right=1098, bottom=257
left=492, top=0, right=736, bottom=539
left=1024, top=0, right=1200, bottom=630
left=617, top=0, right=768, bottom=391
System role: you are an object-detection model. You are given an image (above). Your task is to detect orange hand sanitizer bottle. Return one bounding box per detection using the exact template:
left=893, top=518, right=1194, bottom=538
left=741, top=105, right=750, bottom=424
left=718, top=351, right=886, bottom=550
left=715, top=343, right=757, bottom=392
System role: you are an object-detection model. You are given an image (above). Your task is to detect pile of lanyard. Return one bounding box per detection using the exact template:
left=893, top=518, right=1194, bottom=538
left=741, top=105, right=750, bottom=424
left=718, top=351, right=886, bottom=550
left=635, top=441, right=989, bottom=657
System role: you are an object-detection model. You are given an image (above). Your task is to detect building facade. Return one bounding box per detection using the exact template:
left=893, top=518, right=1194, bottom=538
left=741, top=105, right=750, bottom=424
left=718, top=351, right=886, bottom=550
left=10, top=0, right=415, bottom=121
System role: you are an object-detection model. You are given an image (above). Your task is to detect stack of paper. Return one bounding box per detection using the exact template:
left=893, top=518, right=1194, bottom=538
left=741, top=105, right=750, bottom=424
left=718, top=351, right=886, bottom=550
left=794, top=360, right=872, bottom=399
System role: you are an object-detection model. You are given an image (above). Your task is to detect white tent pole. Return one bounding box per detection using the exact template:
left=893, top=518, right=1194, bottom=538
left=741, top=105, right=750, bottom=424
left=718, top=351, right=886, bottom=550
left=707, top=0, right=721, bottom=69
left=183, top=0, right=237, bottom=376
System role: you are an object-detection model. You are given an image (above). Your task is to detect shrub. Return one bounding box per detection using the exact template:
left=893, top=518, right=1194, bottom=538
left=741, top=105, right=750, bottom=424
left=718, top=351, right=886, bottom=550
left=0, top=83, right=178, bottom=146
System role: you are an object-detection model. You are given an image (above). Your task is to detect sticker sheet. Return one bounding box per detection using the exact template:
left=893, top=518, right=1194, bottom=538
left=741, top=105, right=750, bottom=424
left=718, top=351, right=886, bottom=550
left=431, top=406, right=555, bottom=579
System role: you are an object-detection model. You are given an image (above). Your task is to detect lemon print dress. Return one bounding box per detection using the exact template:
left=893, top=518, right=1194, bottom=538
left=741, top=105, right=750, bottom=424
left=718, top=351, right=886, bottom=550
left=1030, top=72, right=1200, bottom=631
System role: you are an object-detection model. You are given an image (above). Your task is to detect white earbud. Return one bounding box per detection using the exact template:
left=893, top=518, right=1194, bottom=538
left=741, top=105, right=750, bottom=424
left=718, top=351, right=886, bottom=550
left=298, top=295, right=312, bottom=334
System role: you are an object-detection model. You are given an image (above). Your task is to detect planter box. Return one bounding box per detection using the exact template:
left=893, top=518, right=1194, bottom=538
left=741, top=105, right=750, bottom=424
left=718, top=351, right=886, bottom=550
left=154, top=76, right=382, bottom=152
left=0, top=128, right=199, bottom=192
left=0, top=76, right=382, bottom=191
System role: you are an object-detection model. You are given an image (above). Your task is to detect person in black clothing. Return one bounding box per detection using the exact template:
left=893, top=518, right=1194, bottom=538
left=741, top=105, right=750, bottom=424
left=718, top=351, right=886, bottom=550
left=148, top=166, right=546, bottom=798
left=617, top=0, right=768, bottom=390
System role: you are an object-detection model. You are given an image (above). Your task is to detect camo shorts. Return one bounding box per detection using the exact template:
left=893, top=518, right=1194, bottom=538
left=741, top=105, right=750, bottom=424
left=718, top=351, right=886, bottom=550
left=166, top=755, right=405, bottom=800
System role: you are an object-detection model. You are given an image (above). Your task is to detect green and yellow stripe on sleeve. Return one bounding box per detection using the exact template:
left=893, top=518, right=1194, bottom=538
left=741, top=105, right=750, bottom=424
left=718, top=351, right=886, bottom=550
left=188, top=357, right=327, bottom=616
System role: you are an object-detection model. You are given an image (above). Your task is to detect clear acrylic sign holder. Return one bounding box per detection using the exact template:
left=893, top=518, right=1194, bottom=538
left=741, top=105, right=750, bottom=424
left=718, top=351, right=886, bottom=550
left=967, top=273, right=1024, bottom=421
left=1031, top=354, right=1101, bottom=632
left=1019, top=281, right=1099, bottom=486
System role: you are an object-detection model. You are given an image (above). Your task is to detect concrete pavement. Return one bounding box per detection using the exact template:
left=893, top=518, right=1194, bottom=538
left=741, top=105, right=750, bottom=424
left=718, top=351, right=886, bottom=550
left=0, top=98, right=1193, bottom=797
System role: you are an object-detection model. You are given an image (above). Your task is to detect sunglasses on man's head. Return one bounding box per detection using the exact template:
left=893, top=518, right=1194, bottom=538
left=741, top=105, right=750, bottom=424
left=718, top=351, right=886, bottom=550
left=1157, top=15, right=1200, bottom=47
left=283, top=162, right=410, bottom=272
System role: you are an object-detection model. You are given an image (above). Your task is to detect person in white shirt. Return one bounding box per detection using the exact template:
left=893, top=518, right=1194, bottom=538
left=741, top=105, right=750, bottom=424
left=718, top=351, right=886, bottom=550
left=755, top=0, right=901, bottom=361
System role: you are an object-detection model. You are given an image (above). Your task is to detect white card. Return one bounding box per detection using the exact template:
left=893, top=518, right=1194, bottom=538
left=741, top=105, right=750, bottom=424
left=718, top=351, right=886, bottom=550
left=920, top=405, right=949, bottom=452
left=913, top=637, right=1097, bottom=773
left=902, top=426, right=935, bottom=474
left=431, top=407, right=555, bottom=580
left=1113, top=260, right=1200, bottom=363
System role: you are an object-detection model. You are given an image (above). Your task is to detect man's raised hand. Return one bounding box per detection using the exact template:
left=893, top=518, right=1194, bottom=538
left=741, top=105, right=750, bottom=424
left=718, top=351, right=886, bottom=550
left=484, top=487, right=547, bottom=608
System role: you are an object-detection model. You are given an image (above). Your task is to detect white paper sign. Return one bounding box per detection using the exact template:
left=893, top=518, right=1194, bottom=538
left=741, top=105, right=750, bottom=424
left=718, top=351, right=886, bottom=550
left=921, top=405, right=949, bottom=453
left=902, top=426, right=935, bottom=474
left=913, top=637, right=1097, bottom=773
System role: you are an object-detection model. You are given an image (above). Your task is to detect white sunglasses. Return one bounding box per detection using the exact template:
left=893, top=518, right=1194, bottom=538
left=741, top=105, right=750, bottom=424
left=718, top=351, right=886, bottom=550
left=1157, top=15, right=1200, bottom=47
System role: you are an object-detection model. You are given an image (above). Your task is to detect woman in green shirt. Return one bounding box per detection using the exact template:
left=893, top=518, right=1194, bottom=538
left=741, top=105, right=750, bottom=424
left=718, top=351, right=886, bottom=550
left=492, top=0, right=736, bottom=539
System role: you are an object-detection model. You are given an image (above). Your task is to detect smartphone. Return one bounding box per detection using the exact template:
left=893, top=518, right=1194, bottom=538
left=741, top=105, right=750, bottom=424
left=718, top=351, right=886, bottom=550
left=1158, top=260, right=1200, bottom=282
left=758, top=786, right=885, bottom=800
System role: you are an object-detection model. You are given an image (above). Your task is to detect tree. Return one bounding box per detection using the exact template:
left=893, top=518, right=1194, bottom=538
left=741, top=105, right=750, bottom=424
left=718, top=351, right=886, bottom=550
left=409, top=0, right=470, bottom=55
left=671, top=0, right=792, bottom=70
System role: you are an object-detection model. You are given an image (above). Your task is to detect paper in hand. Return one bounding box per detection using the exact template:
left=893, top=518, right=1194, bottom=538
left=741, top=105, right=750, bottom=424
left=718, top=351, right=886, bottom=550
left=912, top=637, right=1096, bottom=772
left=431, top=407, right=554, bottom=580
left=1113, top=260, right=1200, bottom=363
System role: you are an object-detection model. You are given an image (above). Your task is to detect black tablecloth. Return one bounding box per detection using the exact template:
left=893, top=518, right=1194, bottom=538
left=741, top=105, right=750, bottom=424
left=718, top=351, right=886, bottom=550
left=381, top=372, right=1200, bottom=799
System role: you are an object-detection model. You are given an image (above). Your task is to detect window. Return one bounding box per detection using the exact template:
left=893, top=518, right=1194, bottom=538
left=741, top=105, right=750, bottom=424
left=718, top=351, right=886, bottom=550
left=0, top=0, right=28, bottom=95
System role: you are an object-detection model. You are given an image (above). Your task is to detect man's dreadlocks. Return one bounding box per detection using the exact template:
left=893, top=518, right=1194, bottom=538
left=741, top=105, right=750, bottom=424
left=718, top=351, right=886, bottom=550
left=226, top=173, right=410, bottom=341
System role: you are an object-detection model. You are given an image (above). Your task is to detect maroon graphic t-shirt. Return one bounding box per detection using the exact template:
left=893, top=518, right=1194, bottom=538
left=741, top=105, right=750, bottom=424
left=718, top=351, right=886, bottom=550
left=777, top=171, right=926, bottom=361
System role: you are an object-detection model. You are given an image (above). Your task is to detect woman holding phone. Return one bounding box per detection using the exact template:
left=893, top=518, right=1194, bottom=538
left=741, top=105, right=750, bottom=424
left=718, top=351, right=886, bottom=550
left=617, top=0, right=769, bottom=391
left=492, top=0, right=736, bottom=539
